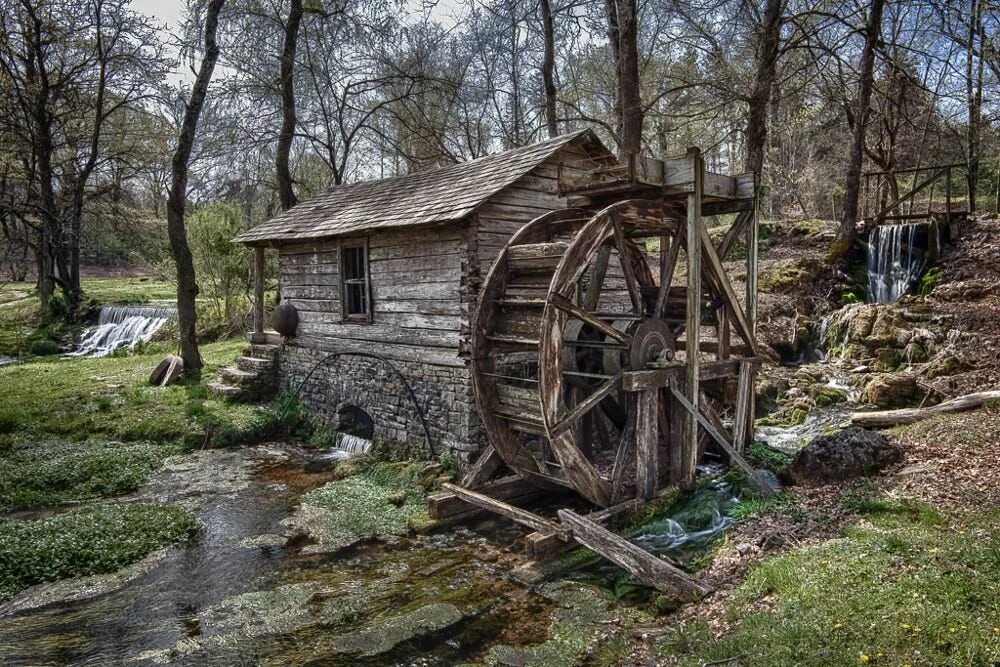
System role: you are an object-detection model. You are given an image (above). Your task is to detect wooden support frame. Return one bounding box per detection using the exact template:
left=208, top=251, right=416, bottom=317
left=253, top=246, right=266, bottom=335
left=683, top=147, right=703, bottom=489
left=669, top=387, right=775, bottom=496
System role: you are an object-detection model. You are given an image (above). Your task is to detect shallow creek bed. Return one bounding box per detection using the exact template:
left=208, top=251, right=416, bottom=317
left=0, top=442, right=738, bottom=666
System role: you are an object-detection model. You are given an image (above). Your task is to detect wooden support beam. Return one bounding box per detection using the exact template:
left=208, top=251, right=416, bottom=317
left=732, top=360, right=756, bottom=454
left=460, top=446, right=503, bottom=488
left=746, top=173, right=759, bottom=333
left=253, top=246, right=266, bottom=335
left=524, top=499, right=644, bottom=560
left=622, top=358, right=758, bottom=392
left=669, top=387, right=776, bottom=496
left=441, top=483, right=571, bottom=539
left=635, top=388, right=659, bottom=500
left=558, top=509, right=711, bottom=599
left=684, top=148, right=703, bottom=488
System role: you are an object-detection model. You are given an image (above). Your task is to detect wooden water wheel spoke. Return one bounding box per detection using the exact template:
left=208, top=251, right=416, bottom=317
left=610, top=212, right=644, bottom=313
left=551, top=371, right=623, bottom=436
left=549, top=293, right=632, bottom=345
left=654, top=226, right=683, bottom=319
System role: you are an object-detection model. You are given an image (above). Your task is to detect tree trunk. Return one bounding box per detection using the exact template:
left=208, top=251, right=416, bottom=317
left=540, top=0, right=558, bottom=138
left=614, top=0, right=642, bottom=157
left=276, top=0, right=301, bottom=212
left=965, top=0, right=984, bottom=213
left=166, top=0, right=226, bottom=377
left=604, top=0, right=622, bottom=146
left=833, top=0, right=885, bottom=259
left=745, top=0, right=783, bottom=175
left=539, top=0, right=559, bottom=137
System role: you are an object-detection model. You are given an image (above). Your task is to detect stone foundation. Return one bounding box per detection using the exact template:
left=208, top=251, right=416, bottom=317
left=277, top=344, right=486, bottom=462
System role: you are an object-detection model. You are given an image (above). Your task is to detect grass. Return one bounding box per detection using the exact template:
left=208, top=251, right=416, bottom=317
left=0, top=503, right=199, bottom=601
left=658, top=503, right=1000, bottom=666
left=0, top=340, right=278, bottom=449
left=0, top=440, right=182, bottom=511
left=79, top=277, right=176, bottom=304
left=301, top=463, right=432, bottom=544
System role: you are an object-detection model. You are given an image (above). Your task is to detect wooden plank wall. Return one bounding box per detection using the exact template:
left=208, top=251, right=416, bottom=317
left=278, top=224, right=467, bottom=367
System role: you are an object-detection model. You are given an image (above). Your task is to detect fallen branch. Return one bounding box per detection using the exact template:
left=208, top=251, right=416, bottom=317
left=850, top=390, right=1000, bottom=428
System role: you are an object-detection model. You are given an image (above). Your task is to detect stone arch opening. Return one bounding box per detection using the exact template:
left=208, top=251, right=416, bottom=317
left=337, top=404, right=375, bottom=440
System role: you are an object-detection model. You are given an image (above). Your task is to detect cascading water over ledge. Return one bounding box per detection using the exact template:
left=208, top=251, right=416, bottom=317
left=68, top=305, right=177, bottom=357
left=867, top=222, right=929, bottom=304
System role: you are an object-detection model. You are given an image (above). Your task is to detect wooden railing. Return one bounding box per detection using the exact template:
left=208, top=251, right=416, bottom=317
left=862, top=163, right=969, bottom=224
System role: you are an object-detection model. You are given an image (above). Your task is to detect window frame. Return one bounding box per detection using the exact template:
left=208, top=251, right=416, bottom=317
left=340, top=238, right=372, bottom=323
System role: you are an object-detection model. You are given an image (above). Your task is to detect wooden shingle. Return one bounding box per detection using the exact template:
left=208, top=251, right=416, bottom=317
left=233, top=130, right=596, bottom=245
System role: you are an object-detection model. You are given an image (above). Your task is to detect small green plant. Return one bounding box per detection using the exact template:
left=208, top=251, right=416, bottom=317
left=919, top=266, right=943, bottom=296
left=0, top=503, right=199, bottom=601
left=746, top=441, right=792, bottom=472
left=29, top=339, right=59, bottom=356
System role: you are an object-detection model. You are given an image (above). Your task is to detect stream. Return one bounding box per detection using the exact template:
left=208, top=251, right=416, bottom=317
left=0, top=444, right=553, bottom=666
left=0, top=441, right=757, bottom=666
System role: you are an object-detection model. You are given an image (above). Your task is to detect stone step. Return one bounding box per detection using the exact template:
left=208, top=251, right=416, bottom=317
left=243, top=344, right=279, bottom=359
left=221, top=366, right=258, bottom=386
left=207, top=380, right=243, bottom=400
left=237, top=356, right=274, bottom=373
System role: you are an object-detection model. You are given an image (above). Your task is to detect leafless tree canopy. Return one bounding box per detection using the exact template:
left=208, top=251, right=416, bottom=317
left=1, top=0, right=999, bottom=304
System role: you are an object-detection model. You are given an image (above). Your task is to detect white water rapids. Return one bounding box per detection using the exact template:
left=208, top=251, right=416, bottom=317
left=68, top=305, right=176, bottom=357
left=867, top=223, right=926, bottom=304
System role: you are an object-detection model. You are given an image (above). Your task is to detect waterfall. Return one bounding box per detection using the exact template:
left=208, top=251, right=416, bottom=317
left=68, top=305, right=176, bottom=357
left=339, top=434, right=372, bottom=455
left=867, top=223, right=926, bottom=304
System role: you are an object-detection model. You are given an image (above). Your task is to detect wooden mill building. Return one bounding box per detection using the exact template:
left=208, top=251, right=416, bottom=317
left=233, top=129, right=760, bottom=490
left=233, top=131, right=616, bottom=460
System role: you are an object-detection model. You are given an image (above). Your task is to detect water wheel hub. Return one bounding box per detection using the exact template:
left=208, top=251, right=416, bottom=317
left=630, top=318, right=674, bottom=369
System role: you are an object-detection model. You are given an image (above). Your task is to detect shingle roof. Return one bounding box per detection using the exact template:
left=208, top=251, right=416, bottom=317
left=233, top=130, right=597, bottom=244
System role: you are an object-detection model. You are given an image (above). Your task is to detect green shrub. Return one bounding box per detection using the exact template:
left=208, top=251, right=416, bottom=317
left=0, top=504, right=199, bottom=601
left=746, top=441, right=792, bottom=472
left=29, top=339, right=60, bottom=356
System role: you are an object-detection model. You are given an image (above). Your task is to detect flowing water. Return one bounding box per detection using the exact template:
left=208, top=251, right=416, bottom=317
left=867, top=223, right=927, bottom=304
left=0, top=444, right=553, bottom=666
left=68, top=305, right=176, bottom=357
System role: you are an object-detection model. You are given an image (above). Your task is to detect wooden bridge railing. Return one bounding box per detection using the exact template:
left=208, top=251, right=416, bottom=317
left=862, top=162, right=969, bottom=225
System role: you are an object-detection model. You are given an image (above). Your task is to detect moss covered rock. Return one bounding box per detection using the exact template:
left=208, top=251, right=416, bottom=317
left=759, top=258, right=825, bottom=293
left=860, top=373, right=921, bottom=409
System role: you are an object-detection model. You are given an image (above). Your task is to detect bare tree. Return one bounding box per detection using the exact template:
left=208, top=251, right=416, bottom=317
left=833, top=0, right=885, bottom=257
left=167, top=0, right=226, bottom=376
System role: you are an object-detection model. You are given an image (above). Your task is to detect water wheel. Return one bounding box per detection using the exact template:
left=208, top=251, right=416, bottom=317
left=471, top=197, right=759, bottom=507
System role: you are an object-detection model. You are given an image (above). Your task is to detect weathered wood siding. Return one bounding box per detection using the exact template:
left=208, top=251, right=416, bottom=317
left=279, top=224, right=468, bottom=367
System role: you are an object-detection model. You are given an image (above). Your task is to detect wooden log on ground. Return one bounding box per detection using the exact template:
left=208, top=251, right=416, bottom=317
left=524, top=498, right=644, bottom=560
left=441, top=483, right=571, bottom=539
left=850, top=391, right=1000, bottom=428
left=558, top=509, right=711, bottom=599
left=428, top=476, right=542, bottom=520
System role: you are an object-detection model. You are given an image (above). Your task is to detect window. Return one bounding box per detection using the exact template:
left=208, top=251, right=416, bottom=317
left=341, top=240, right=371, bottom=322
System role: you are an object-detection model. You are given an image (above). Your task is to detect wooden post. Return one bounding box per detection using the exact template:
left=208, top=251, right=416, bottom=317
left=253, top=246, right=265, bottom=336
left=732, top=359, right=756, bottom=454
left=717, top=308, right=730, bottom=360
left=635, top=388, right=658, bottom=500
left=683, top=147, right=703, bottom=487
left=746, top=172, right=759, bottom=335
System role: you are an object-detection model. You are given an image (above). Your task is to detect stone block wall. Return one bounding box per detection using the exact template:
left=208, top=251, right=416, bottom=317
left=277, top=344, right=486, bottom=462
